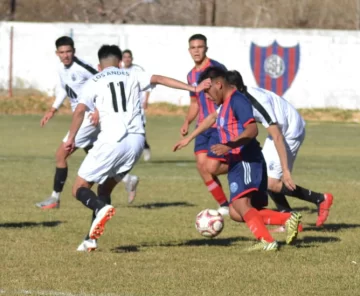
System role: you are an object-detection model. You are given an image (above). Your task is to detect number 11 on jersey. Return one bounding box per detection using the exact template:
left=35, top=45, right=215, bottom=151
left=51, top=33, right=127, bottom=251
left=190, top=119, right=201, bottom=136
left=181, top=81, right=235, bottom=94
left=108, top=81, right=127, bottom=112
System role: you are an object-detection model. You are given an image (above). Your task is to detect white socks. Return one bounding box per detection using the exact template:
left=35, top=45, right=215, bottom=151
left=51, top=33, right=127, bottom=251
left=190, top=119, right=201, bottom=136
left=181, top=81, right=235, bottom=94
left=52, top=191, right=60, bottom=200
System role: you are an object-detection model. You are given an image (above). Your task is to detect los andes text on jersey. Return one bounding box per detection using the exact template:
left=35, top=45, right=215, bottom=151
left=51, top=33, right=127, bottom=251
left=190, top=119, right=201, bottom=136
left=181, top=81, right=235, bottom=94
left=92, top=70, right=130, bottom=82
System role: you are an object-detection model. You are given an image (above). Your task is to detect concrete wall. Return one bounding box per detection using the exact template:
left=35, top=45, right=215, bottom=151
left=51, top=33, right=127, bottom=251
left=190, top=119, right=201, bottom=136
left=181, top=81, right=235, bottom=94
left=1, top=22, right=359, bottom=109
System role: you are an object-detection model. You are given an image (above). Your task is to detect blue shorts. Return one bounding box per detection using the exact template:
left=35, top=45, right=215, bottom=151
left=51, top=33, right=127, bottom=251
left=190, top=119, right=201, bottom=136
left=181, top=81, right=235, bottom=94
left=194, top=128, right=225, bottom=160
left=227, top=158, right=268, bottom=207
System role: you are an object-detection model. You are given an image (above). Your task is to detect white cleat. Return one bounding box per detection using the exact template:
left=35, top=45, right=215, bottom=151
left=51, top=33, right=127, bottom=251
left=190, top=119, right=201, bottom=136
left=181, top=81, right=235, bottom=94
left=143, top=148, right=151, bottom=162
left=217, top=206, right=229, bottom=216
left=89, top=205, right=116, bottom=240
left=77, top=239, right=98, bottom=252
left=125, top=175, right=139, bottom=204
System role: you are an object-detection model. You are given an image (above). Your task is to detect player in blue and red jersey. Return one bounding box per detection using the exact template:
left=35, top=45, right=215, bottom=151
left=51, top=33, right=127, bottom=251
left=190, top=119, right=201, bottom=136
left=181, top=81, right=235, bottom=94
left=180, top=34, right=229, bottom=215
left=174, top=67, right=302, bottom=251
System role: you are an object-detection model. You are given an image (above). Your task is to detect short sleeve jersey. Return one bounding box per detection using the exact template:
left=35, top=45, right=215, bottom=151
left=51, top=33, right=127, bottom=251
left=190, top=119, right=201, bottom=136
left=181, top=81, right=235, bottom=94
left=216, top=90, right=262, bottom=161
left=122, top=63, right=152, bottom=105
left=246, top=87, right=305, bottom=139
left=54, top=56, right=98, bottom=112
left=187, top=58, right=227, bottom=126
left=78, top=66, right=151, bottom=143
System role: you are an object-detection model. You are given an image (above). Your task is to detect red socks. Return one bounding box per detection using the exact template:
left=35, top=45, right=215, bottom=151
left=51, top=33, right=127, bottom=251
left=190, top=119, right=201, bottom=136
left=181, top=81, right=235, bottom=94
left=243, top=208, right=274, bottom=243
left=205, top=180, right=228, bottom=206
left=258, top=209, right=291, bottom=225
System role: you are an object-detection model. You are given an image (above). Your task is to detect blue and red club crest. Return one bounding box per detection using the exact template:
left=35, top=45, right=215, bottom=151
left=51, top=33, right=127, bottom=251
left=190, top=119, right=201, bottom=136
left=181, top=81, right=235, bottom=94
left=250, top=41, right=300, bottom=96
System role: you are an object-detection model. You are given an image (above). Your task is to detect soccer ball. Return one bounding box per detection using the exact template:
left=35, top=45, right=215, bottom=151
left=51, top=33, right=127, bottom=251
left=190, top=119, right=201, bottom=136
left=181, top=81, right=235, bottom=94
left=195, top=209, right=224, bottom=238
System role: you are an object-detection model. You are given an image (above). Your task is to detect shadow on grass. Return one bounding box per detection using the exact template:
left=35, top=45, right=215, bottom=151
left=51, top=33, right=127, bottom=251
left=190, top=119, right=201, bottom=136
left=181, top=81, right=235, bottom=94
left=130, top=201, right=195, bottom=209
left=294, top=235, right=341, bottom=248
left=303, top=223, right=360, bottom=232
left=290, top=206, right=318, bottom=214
left=111, top=236, right=250, bottom=253
left=0, top=221, right=63, bottom=228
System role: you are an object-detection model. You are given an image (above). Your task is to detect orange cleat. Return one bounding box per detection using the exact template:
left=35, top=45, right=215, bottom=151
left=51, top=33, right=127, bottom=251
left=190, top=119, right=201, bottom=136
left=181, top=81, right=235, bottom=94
left=316, top=193, right=334, bottom=227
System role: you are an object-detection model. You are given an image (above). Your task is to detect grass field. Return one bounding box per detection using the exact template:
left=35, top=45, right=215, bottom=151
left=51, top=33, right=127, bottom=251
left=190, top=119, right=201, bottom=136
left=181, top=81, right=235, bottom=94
left=0, top=115, right=359, bottom=296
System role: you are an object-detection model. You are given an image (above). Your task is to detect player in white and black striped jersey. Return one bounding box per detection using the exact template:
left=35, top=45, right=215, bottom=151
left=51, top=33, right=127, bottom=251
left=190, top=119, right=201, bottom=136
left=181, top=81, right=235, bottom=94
left=35, top=36, right=139, bottom=210
left=121, top=49, right=152, bottom=161
left=226, top=70, right=334, bottom=228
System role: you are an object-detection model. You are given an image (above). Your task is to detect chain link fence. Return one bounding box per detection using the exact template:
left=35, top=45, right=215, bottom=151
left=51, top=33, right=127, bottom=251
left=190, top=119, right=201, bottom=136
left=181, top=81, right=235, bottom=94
left=0, top=0, right=359, bottom=29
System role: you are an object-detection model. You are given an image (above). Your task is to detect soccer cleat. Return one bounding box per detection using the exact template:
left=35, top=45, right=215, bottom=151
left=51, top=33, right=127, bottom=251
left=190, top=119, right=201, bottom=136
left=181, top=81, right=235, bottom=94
left=143, top=148, right=151, bottom=162
left=270, top=223, right=303, bottom=233
left=125, top=175, right=139, bottom=204
left=316, top=193, right=334, bottom=227
left=76, top=239, right=98, bottom=252
left=35, top=196, right=60, bottom=209
left=89, top=205, right=116, bottom=240
left=285, top=212, right=302, bottom=245
left=217, top=206, right=229, bottom=216
left=246, top=238, right=279, bottom=252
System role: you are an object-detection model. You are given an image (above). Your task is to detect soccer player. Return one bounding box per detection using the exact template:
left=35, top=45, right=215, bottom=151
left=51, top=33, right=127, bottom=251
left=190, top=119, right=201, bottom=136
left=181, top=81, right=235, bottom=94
left=122, top=49, right=152, bottom=161
left=66, top=44, right=211, bottom=251
left=174, top=67, right=302, bottom=251
left=226, top=70, right=334, bottom=227
left=181, top=34, right=229, bottom=215
left=36, top=36, right=139, bottom=209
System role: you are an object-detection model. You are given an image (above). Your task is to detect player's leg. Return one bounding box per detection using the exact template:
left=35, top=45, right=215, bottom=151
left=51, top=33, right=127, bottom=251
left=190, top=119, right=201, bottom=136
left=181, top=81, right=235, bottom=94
left=35, top=141, right=77, bottom=209
left=121, top=173, right=140, bottom=204
left=194, top=129, right=229, bottom=214
left=268, top=134, right=333, bottom=226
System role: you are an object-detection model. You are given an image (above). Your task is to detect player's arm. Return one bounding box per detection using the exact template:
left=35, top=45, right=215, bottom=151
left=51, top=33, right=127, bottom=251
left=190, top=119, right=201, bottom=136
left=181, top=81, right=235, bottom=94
left=266, top=124, right=295, bottom=190
left=182, top=77, right=199, bottom=136
left=173, top=112, right=217, bottom=152
left=143, top=91, right=150, bottom=109
left=64, top=81, right=96, bottom=152
left=41, top=75, right=67, bottom=127
left=67, top=103, right=87, bottom=142
left=211, top=97, right=257, bottom=155
left=150, top=75, right=211, bottom=93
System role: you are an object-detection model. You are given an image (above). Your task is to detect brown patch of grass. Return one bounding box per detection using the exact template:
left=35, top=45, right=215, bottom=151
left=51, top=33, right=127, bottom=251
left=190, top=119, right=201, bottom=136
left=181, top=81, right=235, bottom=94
left=1, top=92, right=360, bottom=122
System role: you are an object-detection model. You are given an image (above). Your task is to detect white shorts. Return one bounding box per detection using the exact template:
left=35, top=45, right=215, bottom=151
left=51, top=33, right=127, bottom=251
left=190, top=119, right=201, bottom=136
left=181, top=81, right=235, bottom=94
left=63, top=113, right=100, bottom=149
left=262, top=131, right=306, bottom=180
left=78, top=133, right=145, bottom=184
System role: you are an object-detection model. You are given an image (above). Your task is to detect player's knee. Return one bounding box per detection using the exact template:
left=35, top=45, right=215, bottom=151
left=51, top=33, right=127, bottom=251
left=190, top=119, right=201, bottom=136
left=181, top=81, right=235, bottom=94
left=267, top=178, right=282, bottom=192
left=206, top=160, right=220, bottom=175
left=196, top=159, right=207, bottom=174
left=229, top=206, right=244, bottom=222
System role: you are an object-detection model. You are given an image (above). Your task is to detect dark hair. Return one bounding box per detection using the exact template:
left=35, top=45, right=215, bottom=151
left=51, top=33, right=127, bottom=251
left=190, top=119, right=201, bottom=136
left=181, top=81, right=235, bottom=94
left=98, top=45, right=122, bottom=60
left=226, top=70, right=247, bottom=92
left=123, top=49, right=133, bottom=58
left=198, top=66, right=227, bottom=84
left=55, top=36, right=74, bottom=49
left=188, top=34, right=207, bottom=45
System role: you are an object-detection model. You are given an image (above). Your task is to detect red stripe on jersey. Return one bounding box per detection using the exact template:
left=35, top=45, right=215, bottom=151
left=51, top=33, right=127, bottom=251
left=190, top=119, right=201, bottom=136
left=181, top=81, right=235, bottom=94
left=254, top=46, right=261, bottom=83
left=288, top=48, right=295, bottom=85
left=276, top=46, right=284, bottom=95
left=227, top=107, right=240, bottom=155
left=265, top=46, right=272, bottom=90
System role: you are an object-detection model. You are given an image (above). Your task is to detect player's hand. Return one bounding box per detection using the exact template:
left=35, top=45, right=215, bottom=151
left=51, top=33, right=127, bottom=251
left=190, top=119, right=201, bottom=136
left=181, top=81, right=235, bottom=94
left=210, top=144, right=231, bottom=156
left=282, top=169, right=296, bottom=191
left=196, top=78, right=212, bottom=92
left=180, top=121, right=189, bottom=137
left=89, top=109, right=100, bottom=126
left=63, top=139, right=76, bottom=153
left=40, top=110, right=55, bottom=127
left=173, top=138, right=191, bottom=152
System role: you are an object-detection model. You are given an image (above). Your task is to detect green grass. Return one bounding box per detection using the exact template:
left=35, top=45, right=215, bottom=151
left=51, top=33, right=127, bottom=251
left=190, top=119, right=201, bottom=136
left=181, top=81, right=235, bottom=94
left=0, top=115, right=359, bottom=296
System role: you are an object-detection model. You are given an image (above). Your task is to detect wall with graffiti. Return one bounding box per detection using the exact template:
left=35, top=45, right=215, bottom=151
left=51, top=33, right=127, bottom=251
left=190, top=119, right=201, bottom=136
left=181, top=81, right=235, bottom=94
left=0, top=22, right=359, bottom=109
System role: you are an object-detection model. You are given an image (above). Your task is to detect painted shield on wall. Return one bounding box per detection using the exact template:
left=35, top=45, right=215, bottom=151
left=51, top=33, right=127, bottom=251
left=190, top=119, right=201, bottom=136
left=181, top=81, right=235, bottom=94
left=250, top=41, right=300, bottom=96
